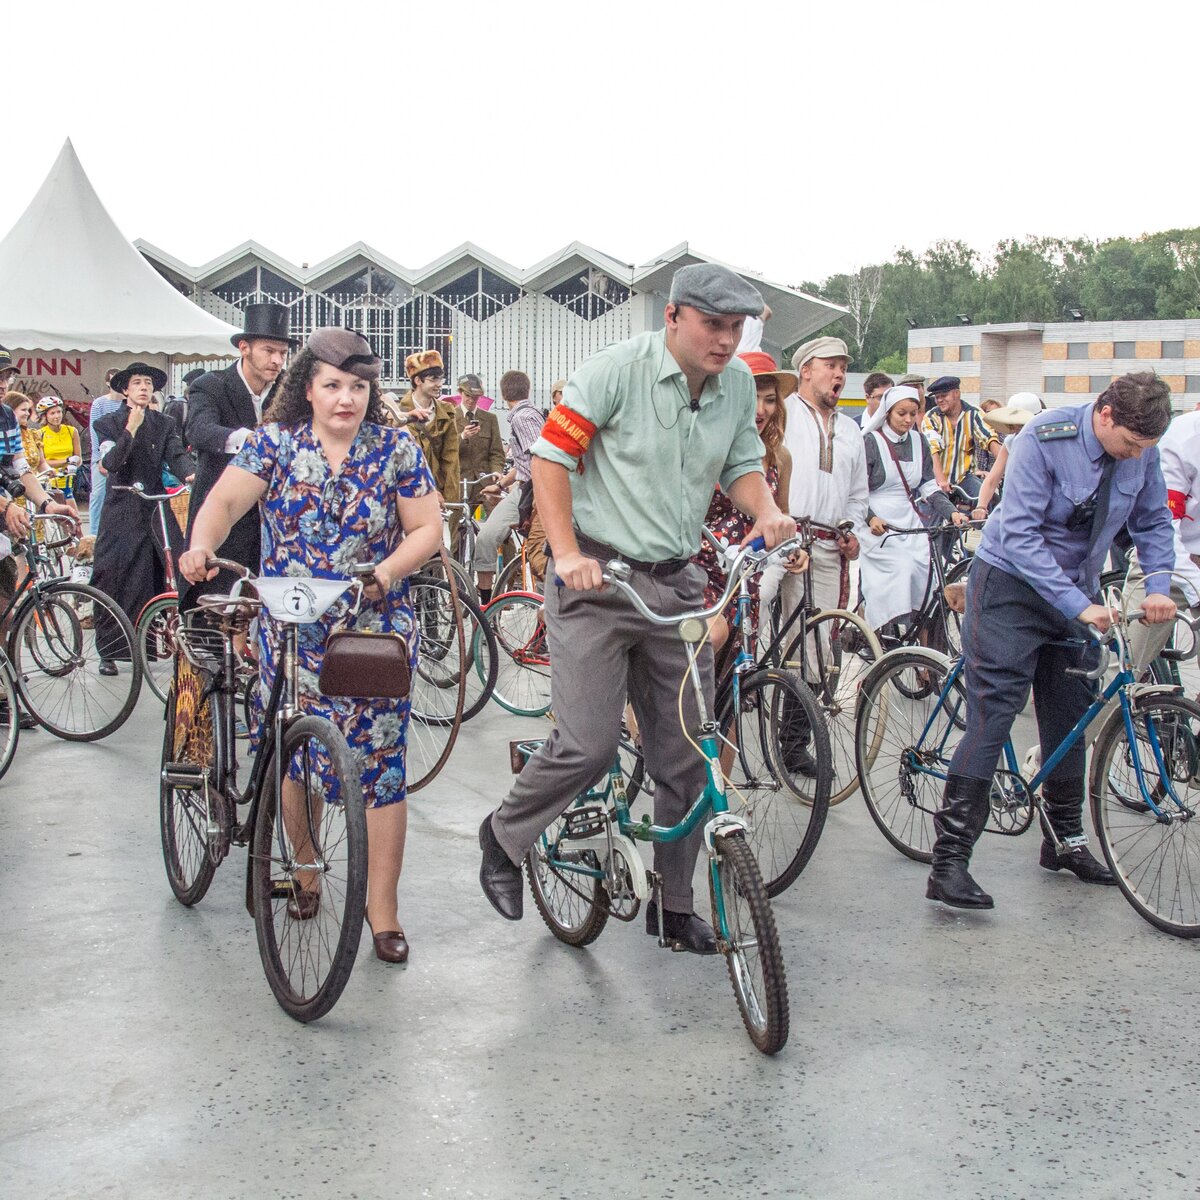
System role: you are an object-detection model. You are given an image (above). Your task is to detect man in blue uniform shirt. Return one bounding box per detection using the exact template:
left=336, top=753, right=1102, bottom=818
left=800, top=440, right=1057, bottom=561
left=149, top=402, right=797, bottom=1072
left=928, top=373, right=1177, bottom=910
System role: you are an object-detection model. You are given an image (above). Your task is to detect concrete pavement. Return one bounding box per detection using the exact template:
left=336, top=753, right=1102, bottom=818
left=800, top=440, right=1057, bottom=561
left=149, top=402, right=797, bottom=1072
left=2, top=687, right=1197, bottom=1199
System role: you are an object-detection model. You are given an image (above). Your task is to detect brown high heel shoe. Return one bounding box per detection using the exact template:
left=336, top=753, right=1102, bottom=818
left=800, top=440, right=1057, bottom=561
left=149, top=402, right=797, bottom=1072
left=365, top=911, right=409, bottom=964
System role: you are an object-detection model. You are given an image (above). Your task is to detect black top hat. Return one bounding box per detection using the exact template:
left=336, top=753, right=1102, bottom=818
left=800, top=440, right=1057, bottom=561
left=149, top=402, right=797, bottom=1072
left=111, top=361, right=169, bottom=394
left=231, top=302, right=298, bottom=349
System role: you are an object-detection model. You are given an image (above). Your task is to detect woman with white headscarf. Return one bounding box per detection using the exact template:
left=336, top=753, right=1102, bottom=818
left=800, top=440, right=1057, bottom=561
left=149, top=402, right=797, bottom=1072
left=858, top=385, right=964, bottom=632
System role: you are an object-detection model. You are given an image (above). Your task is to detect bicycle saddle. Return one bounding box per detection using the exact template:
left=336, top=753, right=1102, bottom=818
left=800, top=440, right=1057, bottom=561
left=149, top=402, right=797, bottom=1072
left=255, top=577, right=352, bottom=624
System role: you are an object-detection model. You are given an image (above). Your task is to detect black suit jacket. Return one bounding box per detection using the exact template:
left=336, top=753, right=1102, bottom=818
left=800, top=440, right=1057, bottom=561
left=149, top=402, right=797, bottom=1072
left=185, top=362, right=276, bottom=571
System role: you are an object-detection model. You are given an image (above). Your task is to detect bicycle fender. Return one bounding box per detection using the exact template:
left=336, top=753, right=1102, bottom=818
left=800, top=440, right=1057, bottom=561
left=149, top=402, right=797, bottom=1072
left=554, top=831, right=649, bottom=901
left=704, top=813, right=751, bottom=853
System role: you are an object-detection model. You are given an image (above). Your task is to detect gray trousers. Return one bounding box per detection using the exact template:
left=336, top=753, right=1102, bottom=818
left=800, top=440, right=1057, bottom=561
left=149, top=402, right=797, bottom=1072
left=492, top=561, right=713, bottom=913
left=474, top=485, right=522, bottom=572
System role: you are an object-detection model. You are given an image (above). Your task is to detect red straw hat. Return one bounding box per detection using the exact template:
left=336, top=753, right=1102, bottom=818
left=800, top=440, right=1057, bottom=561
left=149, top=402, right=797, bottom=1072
left=738, top=351, right=798, bottom=400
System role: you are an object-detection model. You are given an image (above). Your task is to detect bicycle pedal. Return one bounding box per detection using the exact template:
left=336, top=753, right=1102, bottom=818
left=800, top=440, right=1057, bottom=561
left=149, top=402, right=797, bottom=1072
left=269, top=879, right=298, bottom=900
left=563, top=805, right=609, bottom=839
left=161, top=762, right=205, bottom=787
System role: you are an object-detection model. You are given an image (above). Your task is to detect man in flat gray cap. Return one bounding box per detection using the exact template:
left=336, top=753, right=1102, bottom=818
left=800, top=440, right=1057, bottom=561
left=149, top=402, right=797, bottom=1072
left=478, top=261, right=796, bottom=954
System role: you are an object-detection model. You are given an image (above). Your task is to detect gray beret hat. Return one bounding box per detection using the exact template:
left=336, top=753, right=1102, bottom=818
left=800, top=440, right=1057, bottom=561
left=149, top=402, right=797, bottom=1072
left=791, top=335, right=850, bottom=371
left=668, top=263, right=764, bottom=318
left=307, top=327, right=381, bottom=381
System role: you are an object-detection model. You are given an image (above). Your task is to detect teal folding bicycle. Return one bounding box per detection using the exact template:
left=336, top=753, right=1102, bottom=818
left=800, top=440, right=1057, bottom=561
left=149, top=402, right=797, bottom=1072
left=514, top=537, right=805, bottom=1055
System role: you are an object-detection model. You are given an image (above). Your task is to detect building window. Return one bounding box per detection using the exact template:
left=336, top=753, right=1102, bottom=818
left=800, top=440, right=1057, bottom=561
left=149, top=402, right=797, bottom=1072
left=1162, top=340, right=1185, bottom=358
left=434, top=268, right=521, bottom=321
left=1067, top=342, right=1089, bottom=359
left=1113, top=341, right=1135, bottom=358
left=931, top=346, right=944, bottom=362
left=545, top=269, right=631, bottom=320
left=1186, top=376, right=1200, bottom=393
left=212, top=268, right=258, bottom=305
left=959, top=345, right=974, bottom=362
left=1090, top=375, right=1113, bottom=393
left=1044, top=376, right=1066, bottom=392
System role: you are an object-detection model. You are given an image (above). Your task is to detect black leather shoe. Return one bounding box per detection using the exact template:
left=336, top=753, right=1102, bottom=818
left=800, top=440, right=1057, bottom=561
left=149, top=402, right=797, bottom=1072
left=783, top=744, right=819, bottom=778
left=1039, top=840, right=1115, bottom=885
left=926, top=861, right=994, bottom=909
left=98, top=660, right=118, bottom=677
left=479, top=813, right=523, bottom=921
left=645, top=901, right=718, bottom=955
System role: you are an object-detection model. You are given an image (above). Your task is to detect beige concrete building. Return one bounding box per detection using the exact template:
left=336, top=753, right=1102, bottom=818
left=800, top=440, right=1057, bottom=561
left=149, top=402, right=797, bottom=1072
left=907, top=320, right=1200, bottom=411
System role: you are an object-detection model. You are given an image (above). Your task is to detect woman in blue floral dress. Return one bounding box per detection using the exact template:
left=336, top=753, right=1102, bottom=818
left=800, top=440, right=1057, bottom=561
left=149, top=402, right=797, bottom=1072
left=180, top=328, right=442, bottom=964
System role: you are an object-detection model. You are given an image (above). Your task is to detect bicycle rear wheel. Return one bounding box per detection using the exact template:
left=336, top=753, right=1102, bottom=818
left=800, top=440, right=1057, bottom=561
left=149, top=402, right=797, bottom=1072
left=10, top=582, right=141, bottom=740
left=160, top=678, right=223, bottom=906
left=718, top=668, right=830, bottom=896
left=1091, top=693, right=1200, bottom=938
left=781, top=608, right=882, bottom=805
left=251, top=715, right=368, bottom=1022
left=855, top=649, right=960, bottom=863
left=710, top=831, right=788, bottom=1055
left=526, top=805, right=610, bottom=946
left=137, top=595, right=180, bottom=705
left=484, top=592, right=552, bottom=717
left=406, top=572, right=467, bottom=793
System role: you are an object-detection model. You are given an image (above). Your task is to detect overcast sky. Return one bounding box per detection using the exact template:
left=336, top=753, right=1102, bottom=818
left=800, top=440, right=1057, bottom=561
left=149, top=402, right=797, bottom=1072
left=5, top=0, right=1197, bottom=289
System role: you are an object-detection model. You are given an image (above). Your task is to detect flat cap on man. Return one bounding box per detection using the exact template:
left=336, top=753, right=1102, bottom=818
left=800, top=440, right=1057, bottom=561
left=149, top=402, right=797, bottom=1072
left=668, top=263, right=764, bottom=318
left=457, top=373, right=484, bottom=392
left=309, top=327, right=382, bottom=381
left=791, top=335, right=850, bottom=371
left=897, top=372, right=927, bottom=387
left=926, top=375, right=961, bottom=395
left=0, top=345, right=15, bottom=374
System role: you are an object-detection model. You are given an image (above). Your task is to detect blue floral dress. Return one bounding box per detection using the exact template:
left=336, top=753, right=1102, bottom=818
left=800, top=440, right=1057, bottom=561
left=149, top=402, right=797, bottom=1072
left=232, top=421, right=435, bottom=807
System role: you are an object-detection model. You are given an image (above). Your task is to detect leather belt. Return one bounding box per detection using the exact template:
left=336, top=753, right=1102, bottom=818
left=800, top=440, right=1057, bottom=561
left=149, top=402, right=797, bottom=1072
left=572, top=531, right=690, bottom=578
left=811, top=528, right=839, bottom=542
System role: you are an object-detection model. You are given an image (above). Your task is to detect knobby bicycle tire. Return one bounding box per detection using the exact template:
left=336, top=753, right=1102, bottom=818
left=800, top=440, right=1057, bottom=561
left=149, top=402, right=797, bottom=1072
left=250, top=714, right=368, bottom=1022
left=1090, top=692, right=1200, bottom=938
left=9, top=581, right=142, bottom=741
left=711, top=831, right=789, bottom=1055
left=526, top=806, right=611, bottom=947
left=717, top=668, right=831, bottom=896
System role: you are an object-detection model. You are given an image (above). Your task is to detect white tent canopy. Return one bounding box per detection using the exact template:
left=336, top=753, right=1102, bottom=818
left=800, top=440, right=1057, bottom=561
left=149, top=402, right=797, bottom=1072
left=0, top=140, right=240, bottom=357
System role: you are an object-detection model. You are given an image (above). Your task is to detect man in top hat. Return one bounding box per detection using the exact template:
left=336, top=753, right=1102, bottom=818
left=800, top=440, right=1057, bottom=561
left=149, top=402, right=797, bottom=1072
left=185, top=303, right=296, bottom=582
left=91, top=362, right=196, bottom=674
left=477, top=262, right=795, bottom=953
left=922, top=375, right=999, bottom=500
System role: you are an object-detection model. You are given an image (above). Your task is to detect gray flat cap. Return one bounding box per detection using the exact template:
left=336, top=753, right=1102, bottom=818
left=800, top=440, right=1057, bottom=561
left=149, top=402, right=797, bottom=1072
left=668, top=263, right=764, bottom=318
left=792, top=335, right=850, bottom=371
left=897, top=372, right=927, bottom=387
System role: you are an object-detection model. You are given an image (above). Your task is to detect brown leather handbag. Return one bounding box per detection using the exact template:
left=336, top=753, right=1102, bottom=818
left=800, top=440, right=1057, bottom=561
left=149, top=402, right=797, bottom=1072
left=319, top=590, right=411, bottom=699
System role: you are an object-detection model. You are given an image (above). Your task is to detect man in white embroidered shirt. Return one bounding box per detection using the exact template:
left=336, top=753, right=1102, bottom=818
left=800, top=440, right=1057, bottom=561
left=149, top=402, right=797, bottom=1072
left=778, top=335, right=869, bottom=774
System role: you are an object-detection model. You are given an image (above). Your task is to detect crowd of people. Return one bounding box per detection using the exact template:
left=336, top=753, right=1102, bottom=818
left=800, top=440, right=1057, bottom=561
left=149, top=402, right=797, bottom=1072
left=3, top=259, right=1199, bottom=958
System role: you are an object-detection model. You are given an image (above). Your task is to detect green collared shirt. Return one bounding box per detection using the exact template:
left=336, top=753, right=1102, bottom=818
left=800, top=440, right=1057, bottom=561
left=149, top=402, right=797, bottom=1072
left=531, top=329, right=765, bottom=561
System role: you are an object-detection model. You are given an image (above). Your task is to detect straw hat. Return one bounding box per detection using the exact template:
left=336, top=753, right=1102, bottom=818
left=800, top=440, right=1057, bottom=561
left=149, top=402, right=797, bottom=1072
left=982, top=391, right=1043, bottom=431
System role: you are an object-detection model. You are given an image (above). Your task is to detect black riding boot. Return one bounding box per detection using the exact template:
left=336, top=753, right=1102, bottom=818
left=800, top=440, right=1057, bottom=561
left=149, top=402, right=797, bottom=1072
left=926, top=773, right=994, bottom=909
left=1039, top=778, right=1114, bottom=884
left=778, top=690, right=817, bottom=777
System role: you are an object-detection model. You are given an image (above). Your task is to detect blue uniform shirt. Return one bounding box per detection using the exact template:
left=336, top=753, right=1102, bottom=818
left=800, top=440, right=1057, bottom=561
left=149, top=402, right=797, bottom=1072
left=976, top=400, right=1174, bottom=619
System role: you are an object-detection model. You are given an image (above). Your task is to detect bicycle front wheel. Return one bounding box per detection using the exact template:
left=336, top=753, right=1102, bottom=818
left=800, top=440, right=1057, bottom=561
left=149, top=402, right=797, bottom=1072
left=718, top=669, right=830, bottom=896
left=485, top=592, right=552, bottom=717
left=855, top=649, right=961, bottom=863
left=251, top=715, right=368, bottom=1022
left=711, top=832, right=789, bottom=1055
left=1091, top=693, right=1200, bottom=938
left=10, top=582, right=142, bottom=740
left=782, top=608, right=882, bottom=805
left=137, top=595, right=180, bottom=705
left=0, top=655, right=21, bottom=782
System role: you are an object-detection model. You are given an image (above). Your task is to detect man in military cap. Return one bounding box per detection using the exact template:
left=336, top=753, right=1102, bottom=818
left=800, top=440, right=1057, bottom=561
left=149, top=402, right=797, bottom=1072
left=478, top=262, right=795, bottom=953
left=927, top=372, right=1177, bottom=911
left=185, top=303, right=297, bottom=582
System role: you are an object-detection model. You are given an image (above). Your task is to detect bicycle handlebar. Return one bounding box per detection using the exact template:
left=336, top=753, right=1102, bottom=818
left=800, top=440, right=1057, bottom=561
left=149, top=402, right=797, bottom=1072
left=599, top=536, right=800, bottom=628
left=879, top=520, right=984, bottom=544
left=112, top=482, right=190, bottom=502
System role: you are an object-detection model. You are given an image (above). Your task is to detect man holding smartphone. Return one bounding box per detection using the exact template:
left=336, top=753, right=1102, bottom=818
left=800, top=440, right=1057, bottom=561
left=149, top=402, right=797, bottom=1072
left=455, top=381, right=505, bottom=539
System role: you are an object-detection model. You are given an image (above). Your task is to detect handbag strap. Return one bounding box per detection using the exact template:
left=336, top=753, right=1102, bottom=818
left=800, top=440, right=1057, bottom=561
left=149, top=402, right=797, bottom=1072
left=877, top=431, right=922, bottom=515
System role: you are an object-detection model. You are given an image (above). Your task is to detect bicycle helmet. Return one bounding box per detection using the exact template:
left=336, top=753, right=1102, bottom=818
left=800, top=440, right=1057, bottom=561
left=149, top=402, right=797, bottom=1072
left=35, top=396, right=63, bottom=415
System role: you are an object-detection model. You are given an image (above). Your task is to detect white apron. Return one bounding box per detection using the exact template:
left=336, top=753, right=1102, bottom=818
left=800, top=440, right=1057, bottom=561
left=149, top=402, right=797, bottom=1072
left=859, top=430, right=933, bottom=630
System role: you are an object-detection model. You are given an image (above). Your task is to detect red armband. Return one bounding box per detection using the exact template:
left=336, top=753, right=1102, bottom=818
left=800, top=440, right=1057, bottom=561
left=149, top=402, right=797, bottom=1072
left=541, top=404, right=596, bottom=465
left=1167, top=488, right=1192, bottom=521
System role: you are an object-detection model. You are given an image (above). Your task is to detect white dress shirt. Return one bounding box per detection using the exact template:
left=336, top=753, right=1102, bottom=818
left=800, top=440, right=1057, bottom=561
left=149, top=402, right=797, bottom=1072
left=782, top=396, right=868, bottom=529
left=222, top=362, right=273, bottom=454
